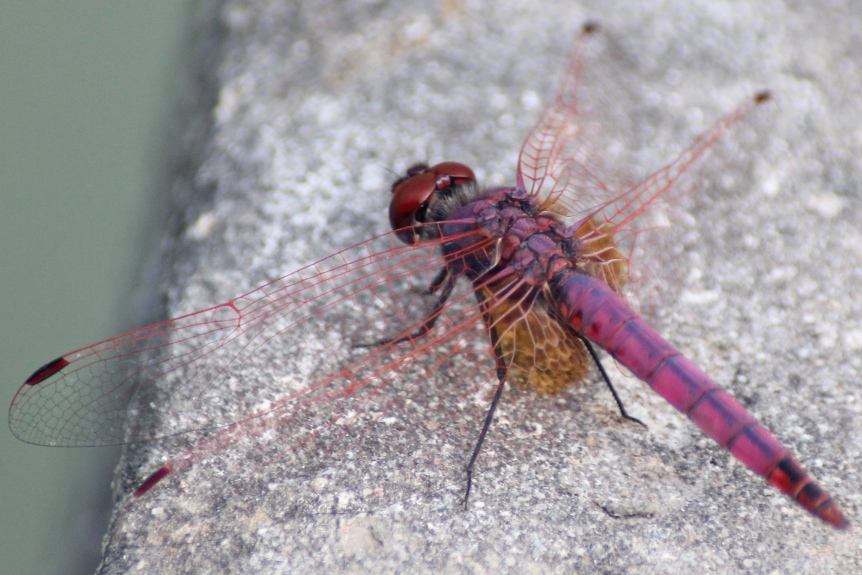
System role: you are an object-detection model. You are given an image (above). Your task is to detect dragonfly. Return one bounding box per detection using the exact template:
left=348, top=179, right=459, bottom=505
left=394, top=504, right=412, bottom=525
left=9, top=22, right=848, bottom=530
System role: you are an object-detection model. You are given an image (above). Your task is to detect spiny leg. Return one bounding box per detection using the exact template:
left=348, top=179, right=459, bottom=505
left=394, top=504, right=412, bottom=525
left=579, top=335, right=646, bottom=427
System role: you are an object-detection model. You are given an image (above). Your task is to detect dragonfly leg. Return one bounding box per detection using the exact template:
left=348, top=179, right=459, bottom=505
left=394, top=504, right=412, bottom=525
left=579, top=336, right=646, bottom=427
left=365, top=268, right=457, bottom=347
left=417, top=265, right=450, bottom=296
left=462, top=311, right=508, bottom=510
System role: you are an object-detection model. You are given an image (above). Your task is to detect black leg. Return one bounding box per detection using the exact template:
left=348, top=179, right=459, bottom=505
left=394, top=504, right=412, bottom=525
left=383, top=270, right=457, bottom=345
left=419, top=265, right=450, bottom=296
left=579, top=336, right=646, bottom=427
left=354, top=267, right=456, bottom=348
left=462, top=289, right=508, bottom=509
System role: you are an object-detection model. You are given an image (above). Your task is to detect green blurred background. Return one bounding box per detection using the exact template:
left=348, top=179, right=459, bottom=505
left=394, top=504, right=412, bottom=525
left=0, top=2, right=192, bottom=574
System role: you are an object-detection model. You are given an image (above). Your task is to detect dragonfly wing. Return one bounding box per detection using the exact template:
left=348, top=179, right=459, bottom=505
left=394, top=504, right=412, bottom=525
left=586, top=92, right=770, bottom=242
left=520, top=23, right=768, bottom=261
left=517, top=23, right=620, bottom=220
left=9, top=226, right=496, bottom=448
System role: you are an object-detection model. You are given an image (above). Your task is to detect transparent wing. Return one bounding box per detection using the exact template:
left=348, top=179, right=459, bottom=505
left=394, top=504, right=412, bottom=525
left=584, top=93, right=768, bottom=242
left=519, top=23, right=767, bottom=253
left=516, top=22, right=617, bottom=220
left=9, top=225, right=498, bottom=449
left=145, top=253, right=595, bottom=500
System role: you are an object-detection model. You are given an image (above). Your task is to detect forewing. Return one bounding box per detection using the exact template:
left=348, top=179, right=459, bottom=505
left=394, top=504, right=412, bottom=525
left=519, top=25, right=767, bottom=315
left=583, top=93, right=768, bottom=244
left=516, top=23, right=618, bottom=220
left=9, top=226, right=498, bottom=449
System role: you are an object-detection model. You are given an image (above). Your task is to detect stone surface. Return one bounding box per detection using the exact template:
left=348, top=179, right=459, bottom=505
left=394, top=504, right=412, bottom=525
left=98, top=1, right=862, bottom=573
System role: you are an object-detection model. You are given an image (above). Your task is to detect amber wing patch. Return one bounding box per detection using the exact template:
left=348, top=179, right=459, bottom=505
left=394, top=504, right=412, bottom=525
left=483, top=285, right=591, bottom=395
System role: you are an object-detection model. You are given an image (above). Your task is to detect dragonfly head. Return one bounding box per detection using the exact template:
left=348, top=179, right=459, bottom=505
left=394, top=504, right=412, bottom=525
left=389, top=161, right=476, bottom=244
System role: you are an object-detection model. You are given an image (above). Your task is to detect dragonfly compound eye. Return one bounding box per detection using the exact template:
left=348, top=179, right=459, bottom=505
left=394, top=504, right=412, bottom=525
left=389, top=162, right=476, bottom=244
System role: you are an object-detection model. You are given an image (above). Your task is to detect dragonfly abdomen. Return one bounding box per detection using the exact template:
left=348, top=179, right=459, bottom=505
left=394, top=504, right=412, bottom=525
left=552, top=269, right=848, bottom=528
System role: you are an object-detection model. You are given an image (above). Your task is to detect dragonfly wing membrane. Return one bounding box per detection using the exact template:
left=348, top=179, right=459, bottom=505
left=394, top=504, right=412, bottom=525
left=9, top=229, right=491, bottom=448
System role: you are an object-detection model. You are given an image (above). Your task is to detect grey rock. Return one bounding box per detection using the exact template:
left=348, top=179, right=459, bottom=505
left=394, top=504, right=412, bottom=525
left=98, top=0, right=862, bottom=573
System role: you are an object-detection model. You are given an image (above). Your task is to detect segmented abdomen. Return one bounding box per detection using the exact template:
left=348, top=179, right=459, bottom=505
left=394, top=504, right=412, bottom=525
left=552, top=270, right=848, bottom=528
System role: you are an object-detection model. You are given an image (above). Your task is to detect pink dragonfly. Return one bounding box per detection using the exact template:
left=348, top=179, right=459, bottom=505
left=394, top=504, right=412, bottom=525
left=9, top=23, right=848, bottom=530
